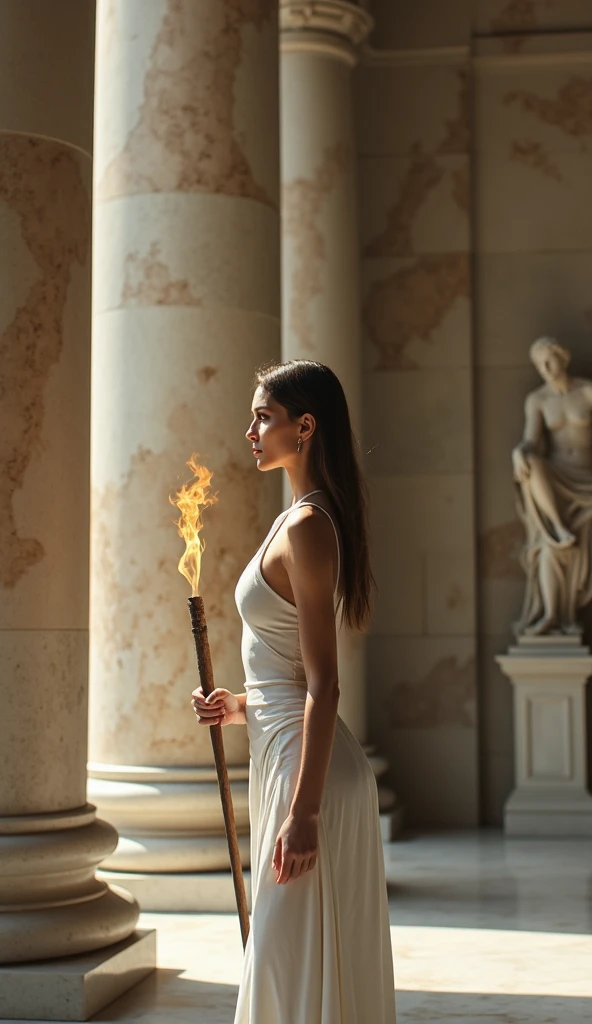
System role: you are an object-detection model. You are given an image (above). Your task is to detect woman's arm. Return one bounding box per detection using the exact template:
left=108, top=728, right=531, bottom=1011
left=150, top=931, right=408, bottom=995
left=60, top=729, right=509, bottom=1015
left=273, top=508, right=340, bottom=884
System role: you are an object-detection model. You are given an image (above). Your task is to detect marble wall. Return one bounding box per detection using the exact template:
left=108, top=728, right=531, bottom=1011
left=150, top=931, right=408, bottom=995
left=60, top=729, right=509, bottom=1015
left=357, top=2, right=478, bottom=825
left=358, top=0, right=592, bottom=824
left=473, top=2, right=592, bottom=822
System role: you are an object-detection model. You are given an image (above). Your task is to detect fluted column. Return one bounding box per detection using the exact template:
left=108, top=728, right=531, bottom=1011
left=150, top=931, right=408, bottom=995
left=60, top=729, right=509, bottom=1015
left=0, top=0, right=139, bottom=967
left=89, top=0, right=281, bottom=908
left=280, top=0, right=401, bottom=833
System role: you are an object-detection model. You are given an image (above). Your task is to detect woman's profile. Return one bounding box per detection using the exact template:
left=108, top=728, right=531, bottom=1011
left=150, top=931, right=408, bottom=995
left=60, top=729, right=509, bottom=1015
left=192, top=359, right=397, bottom=1023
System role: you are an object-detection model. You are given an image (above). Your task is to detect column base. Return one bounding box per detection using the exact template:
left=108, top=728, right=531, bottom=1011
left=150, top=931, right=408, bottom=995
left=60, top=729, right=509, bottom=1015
left=505, top=790, right=592, bottom=837
left=365, top=747, right=404, bottom=839
left=99, top=869, right=252, bottom=913
left=0, top=929, right=155, bottom=1022
left=379, top=807, right=405, bottom=842
left=87, top=763, right=250, bottom=874
left=0, top=808, right=139, bottom=963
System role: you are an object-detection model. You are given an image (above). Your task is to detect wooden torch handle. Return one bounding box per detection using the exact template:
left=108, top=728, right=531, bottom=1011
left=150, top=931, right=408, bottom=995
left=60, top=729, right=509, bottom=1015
left=188, top=596, right=250, bottom=949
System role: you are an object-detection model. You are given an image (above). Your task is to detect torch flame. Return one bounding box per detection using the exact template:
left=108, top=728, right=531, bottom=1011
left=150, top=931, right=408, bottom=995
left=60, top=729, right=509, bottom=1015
left=170, top=455, right=218, bottom=597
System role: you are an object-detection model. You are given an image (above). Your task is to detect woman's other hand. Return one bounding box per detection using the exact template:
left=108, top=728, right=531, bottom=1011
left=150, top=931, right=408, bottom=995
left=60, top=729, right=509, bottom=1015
left=191, top=687, right=240, bottom=726
left=272, top=812, right=318, bottom=884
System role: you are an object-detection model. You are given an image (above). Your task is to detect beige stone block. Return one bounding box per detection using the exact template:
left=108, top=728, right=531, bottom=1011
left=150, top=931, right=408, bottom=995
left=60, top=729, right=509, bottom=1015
left=94, top=0, right=279, bottom=207
left=479, top=578, right=525, bottom=636
left=0, top=1, right=94, bottom=152
left=0, top=141, right=91, bottom=631
left=93, top=193, right=280, bottom=318
left=475, top=62, right=592, bottom=159
left=369, top=474, right=475, bottom=559
left=369, top=476, right=475, bottom=637
left=362, top=255, right=472, bottom=370
left=281, top=53, right=355, bottom=178
left=0, top=929, right=156, bottom=1022
left=390, top=727, right=479, bottom=825
left=371, top=550, right=424, bottom=636
left=364, top=369, right=473, bottom=474
left=367, top=633, right=479, bottom=823
left=90, top=305, right=280, bottom=768
left=0, top=631, right=88, bottom=814
left=369, top=0, right=471, bottom=49
left=475, top=365, right=537, bottom=477
left=368, top=634, right=477, bottom=729
left=474, top=0, right=592, bottom=34
left=99, top=833, right=251, bottom=873
left=99, top=871, right=252, bottom=913
left=481, top=748, right=515, bottom=826
left=475, top=251, right=592, bottom=368
left=87, top=767, right=250, bottom=834
left=479, top=633, right=516, bottom=757
left=426, top=551, right=476, bottom=635
left=476, top=150, right=592, bottom=254
left=478, top=473, right=521, bottom=538
left=359, top=155, right=470, bottom=257
left=355, top=61, right=469, bottom=158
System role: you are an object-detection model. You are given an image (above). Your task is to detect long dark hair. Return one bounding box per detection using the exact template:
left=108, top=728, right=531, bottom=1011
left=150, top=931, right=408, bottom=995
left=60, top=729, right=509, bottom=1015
left=254, top=359, right=376, bottom=632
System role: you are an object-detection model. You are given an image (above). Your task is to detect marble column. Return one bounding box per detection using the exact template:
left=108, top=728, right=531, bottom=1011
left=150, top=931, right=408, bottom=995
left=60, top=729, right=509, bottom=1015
left=89, top=0, right=281, bottom=909
left=0, top=0, right=141, bottom=979
left=280, top=1, right=400, bottom=834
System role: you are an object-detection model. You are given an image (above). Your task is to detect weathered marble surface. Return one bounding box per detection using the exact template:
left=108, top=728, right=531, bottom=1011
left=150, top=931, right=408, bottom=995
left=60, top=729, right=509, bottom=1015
left=473, top=12, right=592, bottom=819
left=90, top=0, right=281, bottom=889
left=356, top=15, right=478, bottom=826
left=0, top=0, right=139, bottom=970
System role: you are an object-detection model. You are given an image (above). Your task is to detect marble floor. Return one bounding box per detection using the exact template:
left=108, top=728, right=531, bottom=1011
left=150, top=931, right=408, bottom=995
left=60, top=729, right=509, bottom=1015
left=11, top=831, right=592, bottom=1024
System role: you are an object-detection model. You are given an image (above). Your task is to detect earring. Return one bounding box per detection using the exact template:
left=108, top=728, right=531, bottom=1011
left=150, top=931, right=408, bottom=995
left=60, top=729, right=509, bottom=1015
left=297, top=437, right=303, bottom=453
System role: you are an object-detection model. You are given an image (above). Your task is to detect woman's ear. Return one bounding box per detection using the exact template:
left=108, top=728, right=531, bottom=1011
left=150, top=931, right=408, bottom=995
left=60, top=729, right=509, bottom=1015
left=300, top=413, right=316, bottom=441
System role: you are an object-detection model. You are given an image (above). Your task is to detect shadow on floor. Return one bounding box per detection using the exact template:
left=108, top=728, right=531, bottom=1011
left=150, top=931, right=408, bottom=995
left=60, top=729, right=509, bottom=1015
left=91, top=981, right=592, bottom=1024
left=396, top=990, right=592, bottom=1023
left=90, top=969, right=239, bottom=1023
left=386, top=876, right=592, bottom=935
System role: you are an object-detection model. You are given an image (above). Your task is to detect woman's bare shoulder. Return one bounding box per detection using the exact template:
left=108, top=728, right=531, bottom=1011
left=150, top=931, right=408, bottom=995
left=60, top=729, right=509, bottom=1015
left=284, top=505, right=335, bottom=557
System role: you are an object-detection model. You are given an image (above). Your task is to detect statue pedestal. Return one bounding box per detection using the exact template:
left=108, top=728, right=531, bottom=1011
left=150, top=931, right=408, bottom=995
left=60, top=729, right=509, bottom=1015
left=496, top=634, right=592, bottom=836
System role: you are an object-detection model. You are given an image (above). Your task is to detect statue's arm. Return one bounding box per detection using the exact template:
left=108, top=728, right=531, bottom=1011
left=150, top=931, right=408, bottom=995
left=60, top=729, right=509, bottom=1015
left=517, top=393, right=544, bottom=455
left=512, top=393, right=543, bottom=481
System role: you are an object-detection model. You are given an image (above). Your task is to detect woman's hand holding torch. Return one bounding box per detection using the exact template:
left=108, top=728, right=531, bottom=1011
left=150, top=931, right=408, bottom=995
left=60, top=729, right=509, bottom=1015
left=191, top=688, right=243, bottom=727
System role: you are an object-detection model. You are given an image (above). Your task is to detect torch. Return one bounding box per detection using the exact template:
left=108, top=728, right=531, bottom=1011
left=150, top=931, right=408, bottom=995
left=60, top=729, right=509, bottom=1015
left=171, top=456, right=250, bottom=949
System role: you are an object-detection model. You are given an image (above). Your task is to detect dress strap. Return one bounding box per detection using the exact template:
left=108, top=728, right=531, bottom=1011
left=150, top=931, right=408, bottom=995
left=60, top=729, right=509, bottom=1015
left=294, top=501, right=341, bottom=598
left=293, top=488, right=324, bottom=506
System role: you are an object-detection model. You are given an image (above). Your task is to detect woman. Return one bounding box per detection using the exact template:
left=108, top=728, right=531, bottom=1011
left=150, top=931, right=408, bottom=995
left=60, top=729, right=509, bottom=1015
left=513, top=337, right=592, bottom=635
left=191, top=359, right=396, bottom=1023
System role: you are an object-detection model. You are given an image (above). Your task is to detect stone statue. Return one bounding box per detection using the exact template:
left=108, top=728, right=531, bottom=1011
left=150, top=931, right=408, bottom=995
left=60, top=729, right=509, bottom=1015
left=512, top=337, right=592, bottom=636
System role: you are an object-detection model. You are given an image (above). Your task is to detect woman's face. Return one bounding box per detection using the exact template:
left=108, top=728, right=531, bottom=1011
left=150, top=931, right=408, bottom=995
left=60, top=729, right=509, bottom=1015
left=245, top=386, right=300, bottom=472
left=535, top=349, right=566, bottom=384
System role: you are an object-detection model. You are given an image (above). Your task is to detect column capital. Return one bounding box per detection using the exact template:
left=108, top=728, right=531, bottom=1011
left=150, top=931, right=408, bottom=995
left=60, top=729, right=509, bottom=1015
left=280, top=0, right=373, bottom=66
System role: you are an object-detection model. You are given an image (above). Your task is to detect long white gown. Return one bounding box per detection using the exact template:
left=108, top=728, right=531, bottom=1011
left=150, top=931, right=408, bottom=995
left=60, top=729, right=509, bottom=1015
left=233, top=491, right=397, bottom=1024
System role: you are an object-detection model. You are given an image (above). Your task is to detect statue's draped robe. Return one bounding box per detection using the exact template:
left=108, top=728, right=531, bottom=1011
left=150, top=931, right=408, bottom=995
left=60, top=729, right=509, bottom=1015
left=516, top=459, right=592, bottom=630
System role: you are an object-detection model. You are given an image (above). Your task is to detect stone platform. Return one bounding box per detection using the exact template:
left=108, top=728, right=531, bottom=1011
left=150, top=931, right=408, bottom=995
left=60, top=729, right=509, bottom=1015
left=0, top=930, right=155, bottom=1022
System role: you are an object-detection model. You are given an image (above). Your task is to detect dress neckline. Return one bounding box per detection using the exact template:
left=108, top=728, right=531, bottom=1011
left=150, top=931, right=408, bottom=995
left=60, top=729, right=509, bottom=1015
left=291, top=488, right=324, bottom=507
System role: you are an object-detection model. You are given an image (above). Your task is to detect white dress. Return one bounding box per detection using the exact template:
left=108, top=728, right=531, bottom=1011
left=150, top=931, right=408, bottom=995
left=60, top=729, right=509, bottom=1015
left=233, top=491, right=397, bottom=1024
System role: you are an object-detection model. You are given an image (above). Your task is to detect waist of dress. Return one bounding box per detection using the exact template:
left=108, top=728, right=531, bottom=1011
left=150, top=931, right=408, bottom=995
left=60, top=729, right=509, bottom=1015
left=244, top=680, right=308, bottom=717
left=244, top=678, right=307, bottom=690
